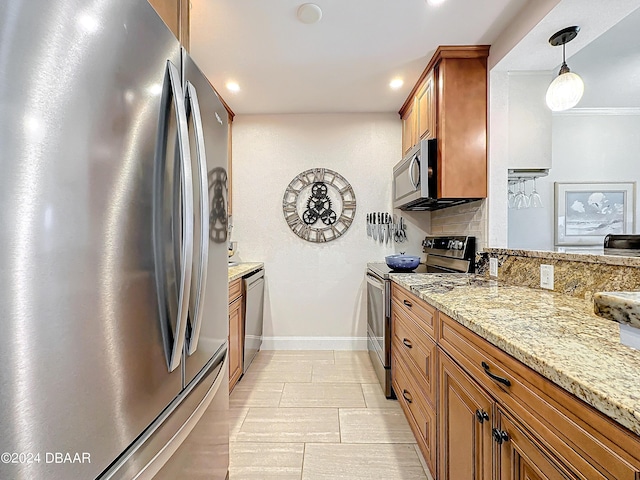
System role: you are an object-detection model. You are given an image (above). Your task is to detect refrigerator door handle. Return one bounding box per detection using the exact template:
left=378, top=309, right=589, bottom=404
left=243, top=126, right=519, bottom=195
left=185, top=81, right=209, bottom=356
left=167, top=60, right=194, bottom=372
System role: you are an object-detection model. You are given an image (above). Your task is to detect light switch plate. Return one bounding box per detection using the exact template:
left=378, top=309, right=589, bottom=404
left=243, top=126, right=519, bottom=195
left=540, top=264, right=554, bottom=290
left=489, top=258, right=498, bottom=278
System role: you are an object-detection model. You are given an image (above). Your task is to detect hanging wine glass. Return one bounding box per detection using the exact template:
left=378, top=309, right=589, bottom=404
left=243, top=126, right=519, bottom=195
left=529, top=177, right=544, bottom=208
left=508, top=181, right=516, bottom=209
left=515, top=179, right=530, bottom=209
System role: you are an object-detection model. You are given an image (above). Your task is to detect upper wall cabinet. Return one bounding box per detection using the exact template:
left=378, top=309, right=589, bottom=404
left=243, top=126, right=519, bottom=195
left=399, top=46, right=490, bottom=199
left=148, top=0, right=190, bottom=50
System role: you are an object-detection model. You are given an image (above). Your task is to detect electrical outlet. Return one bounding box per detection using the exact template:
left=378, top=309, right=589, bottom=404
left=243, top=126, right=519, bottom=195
left=489, top=258, right=498, bottom=278
left=540, top=264, right=554, bottom=290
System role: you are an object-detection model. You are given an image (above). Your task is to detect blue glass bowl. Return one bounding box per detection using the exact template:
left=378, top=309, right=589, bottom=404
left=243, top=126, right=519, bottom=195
left=385, top=254, right=421, bottom=271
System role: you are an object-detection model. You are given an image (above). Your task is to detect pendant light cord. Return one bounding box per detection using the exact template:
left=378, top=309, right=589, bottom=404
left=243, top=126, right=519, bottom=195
left=559, top=42, right=570, bottom=75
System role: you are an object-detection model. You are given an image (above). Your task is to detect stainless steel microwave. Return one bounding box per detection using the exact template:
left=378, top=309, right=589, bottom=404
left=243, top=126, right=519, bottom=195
left=393, top=138, right=438, bottom=210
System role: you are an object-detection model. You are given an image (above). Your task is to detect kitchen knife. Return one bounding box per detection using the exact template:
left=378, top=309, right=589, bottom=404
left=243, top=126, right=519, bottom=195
left=383, top=213, right=387, bottom=245
left=366, top=213, right=370, bottom=237
left=372, top=213, right=377, bottom=241
left=379, top=213, right=383, bottom=244
left=386, top=213, right=391, bottom=245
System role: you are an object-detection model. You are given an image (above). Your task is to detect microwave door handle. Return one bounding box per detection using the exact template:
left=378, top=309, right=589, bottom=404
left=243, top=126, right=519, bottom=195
left=408, top=155, right=419, bottom=190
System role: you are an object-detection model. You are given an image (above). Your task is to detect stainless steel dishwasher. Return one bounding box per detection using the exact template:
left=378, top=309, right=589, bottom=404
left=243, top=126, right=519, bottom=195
left=243, top=269, right=265, bottom=373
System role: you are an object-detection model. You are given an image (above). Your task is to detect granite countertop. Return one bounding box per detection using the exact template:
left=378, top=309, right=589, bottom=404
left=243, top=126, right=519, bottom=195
left=594, top=292, right=640, bottom=328
left=228, top=262, right=264, bottom=282
left=389, top=273, right=640, bottom=436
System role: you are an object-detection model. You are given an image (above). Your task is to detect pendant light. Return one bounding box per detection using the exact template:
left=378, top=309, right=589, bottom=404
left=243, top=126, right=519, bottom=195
left=545, top=26, right=584, bottom=112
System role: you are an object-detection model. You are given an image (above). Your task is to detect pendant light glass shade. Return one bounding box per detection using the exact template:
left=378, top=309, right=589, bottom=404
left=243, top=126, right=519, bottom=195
left=545, top=26, right=584, bottom=112
left=545, top=70, right=584, bottom=111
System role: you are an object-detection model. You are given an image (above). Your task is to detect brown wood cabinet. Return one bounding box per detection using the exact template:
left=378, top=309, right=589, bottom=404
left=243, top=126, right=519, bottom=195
left=495, top=408, right=578, bottom=480
left=228, top=278, right=243, bottom=392
left=390, top=284, right=438, bottom=477
left=147, top=0, right=190, bottom=50
left=390, top=284, right=640, bottom=480
left=438, top=352, right=493, bottom=480
left=398, top=46, right=489, bottom=199
left=401, top=99, right=417, bottom=156
left=416, top=72, right=434, bottom=142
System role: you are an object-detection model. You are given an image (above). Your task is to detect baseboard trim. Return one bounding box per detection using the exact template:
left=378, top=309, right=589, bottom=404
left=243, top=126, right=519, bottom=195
left=261, top=336, right=368, bottom=351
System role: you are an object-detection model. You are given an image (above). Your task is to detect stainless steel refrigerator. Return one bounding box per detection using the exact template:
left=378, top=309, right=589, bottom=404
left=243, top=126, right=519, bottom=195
left=0, top=1, right=230, bottom=479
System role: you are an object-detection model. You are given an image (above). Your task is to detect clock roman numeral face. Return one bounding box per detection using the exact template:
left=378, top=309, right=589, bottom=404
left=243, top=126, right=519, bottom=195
left=282, top=168, right=356, bottom=243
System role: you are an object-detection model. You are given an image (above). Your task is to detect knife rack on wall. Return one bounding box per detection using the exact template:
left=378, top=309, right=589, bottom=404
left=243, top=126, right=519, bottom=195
left=366, top=212, right=407, bottom=243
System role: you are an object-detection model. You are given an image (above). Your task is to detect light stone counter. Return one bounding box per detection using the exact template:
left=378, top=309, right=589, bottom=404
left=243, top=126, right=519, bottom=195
left=594, top=292, right=640, bottom=328
left=228, top=262, right=264, bottom=282
left=389, top=273, right=640, bottom=436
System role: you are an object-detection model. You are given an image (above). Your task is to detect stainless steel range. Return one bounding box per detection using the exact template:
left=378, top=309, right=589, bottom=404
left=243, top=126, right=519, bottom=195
left=366, top=236, right=476, bottom=397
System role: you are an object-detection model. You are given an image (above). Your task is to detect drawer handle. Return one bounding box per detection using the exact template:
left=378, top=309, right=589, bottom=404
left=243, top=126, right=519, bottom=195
left=475, top=409, right=489, bottom=424
left=481, top=361, right=511, bottom=387
left=403, top=299, right=413, bottom=308
left=402, top=389, right=413, bottom=404
left=492, top=428, right=509, bottom=444
left=402, top=338, right=413, bottom=349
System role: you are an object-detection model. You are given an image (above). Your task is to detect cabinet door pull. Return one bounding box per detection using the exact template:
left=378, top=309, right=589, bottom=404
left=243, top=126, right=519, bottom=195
left=492, top=428, right=509, bottom=444
left=475, top=409, right=489, bottom=424
left=402, top=338, right=413, bottom=348
left=402, top=389, right=413, bottom=404
left=403, top=299, right=413, bottom=308
left=481, top=361, right=511, bottom=387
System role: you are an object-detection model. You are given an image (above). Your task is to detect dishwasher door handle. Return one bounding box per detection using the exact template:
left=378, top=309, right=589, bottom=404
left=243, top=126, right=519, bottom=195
left=245, top=269, right=264, bottom=288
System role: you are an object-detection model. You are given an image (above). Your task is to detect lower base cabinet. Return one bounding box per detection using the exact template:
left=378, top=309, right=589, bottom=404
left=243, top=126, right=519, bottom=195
left=391, top=284, right=640, bottom=480
left=228, top=279, right=243, bottom=392
left=392, top=352, right=437, bottom=476
left=496, top=408, right=578, bottom=480
left=438, top=352, right=493, bottom=480
left=438, top=350, right=576, bottom=480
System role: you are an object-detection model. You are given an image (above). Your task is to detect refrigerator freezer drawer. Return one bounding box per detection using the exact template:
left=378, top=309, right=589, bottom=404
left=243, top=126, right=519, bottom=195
left=101, top=349, right=229, bottom=480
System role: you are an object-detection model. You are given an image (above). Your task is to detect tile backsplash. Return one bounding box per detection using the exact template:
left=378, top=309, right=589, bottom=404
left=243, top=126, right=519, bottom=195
left=431, top=200, right=486, bottom=251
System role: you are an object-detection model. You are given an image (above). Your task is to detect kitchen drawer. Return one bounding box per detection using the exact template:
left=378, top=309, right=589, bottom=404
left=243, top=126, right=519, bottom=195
left=438, top=312, right=640, bottom=480
left=228, top=278, right=242, bottom=304
left=391, top=283, right=437, bottom=339
left=392, top=351, right=436, bottom=477
left=392, top=308, right=437, bottom=407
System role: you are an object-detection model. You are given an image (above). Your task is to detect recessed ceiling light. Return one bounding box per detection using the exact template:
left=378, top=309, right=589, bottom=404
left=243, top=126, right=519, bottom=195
left=297, top=3, right=323, bottom=24
left=389, top=78, right=404, bottom=90
left=226, top=81, right=240, bottom=93
left=426, top=0, right=447, bottom=6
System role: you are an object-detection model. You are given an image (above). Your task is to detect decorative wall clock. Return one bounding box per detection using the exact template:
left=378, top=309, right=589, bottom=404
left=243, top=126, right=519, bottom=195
left=282, top=168, right=356, bottom=243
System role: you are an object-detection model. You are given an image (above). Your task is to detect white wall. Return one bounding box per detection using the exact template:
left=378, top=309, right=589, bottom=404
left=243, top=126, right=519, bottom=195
left=508, top=113, right=640, bottom=250
left=231, top=113, right=430, bottom=349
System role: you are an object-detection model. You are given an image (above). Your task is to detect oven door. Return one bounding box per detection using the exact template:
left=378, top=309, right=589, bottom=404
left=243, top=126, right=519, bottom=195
left=366, top=272, right=390, bottom=366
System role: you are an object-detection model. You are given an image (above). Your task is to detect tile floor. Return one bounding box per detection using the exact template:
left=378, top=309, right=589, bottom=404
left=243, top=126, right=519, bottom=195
left=229, top=350, right=434, bottom=480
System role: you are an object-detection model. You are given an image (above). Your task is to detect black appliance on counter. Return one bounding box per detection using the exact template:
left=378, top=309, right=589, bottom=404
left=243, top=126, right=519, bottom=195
left=604, top=234, right=640, bottom=257
left=366, top=236, right=475, bottom=398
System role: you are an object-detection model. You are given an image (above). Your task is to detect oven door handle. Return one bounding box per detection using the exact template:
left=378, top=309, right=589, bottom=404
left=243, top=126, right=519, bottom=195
left=366, top=273, right=390, bottom=318
left=366, top=273, right=384, bottom=290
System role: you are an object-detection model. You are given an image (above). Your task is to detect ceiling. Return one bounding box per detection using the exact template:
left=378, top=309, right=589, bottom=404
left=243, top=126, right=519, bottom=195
left=190, top=0, right=529, bottom=115
left=565, top=5, right=640, bottom=108
left=494, top=0, right=640, bottom=107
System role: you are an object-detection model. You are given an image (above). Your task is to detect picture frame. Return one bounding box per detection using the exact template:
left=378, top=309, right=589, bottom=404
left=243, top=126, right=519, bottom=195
left=555, top=182, right=636, bottom=245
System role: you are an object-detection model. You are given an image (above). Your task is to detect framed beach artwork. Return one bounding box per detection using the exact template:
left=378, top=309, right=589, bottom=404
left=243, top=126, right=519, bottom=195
left=555, top=182, right=636, bottom=245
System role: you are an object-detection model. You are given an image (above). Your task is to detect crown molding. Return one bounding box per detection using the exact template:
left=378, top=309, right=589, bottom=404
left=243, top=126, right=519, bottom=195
left=553, top=107, right=640, bottom=116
